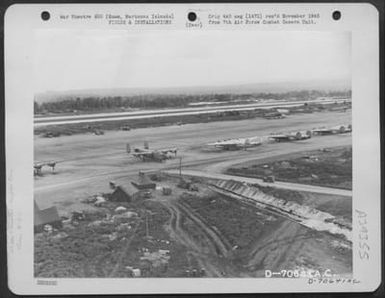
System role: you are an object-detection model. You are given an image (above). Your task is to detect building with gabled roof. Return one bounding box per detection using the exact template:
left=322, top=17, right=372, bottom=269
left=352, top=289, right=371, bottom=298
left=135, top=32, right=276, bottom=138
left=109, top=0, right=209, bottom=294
left=110, top=184, right=140, bottom=202
left=131, top=174, right=156, bottom=190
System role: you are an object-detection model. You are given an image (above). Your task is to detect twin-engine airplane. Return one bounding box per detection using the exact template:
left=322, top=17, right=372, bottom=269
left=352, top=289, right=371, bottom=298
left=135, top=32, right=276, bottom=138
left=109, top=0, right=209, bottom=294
left=268, top=130, right=312, bottom=142
left=312, top=124, right=352, bottom=135
left=127, top=143, right=178, bottom=162
left=208, top=136, right=262, bottom=151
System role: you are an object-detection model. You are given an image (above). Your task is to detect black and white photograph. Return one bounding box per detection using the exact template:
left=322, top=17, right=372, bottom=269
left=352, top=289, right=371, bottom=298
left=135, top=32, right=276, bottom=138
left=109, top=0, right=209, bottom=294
left=4, top=2, right=381, bottom=294
left=33, top=29, right=353, bottom=278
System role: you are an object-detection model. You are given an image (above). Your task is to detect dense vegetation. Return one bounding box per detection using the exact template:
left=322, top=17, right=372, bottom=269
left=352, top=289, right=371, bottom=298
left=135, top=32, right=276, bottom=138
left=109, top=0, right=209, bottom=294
left=34, top=90, right=351, bottom=114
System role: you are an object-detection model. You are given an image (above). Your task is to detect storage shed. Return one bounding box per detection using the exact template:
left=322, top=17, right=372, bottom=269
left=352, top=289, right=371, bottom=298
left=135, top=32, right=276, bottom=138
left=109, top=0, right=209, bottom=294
left=110, top=185, right=140, bottom=202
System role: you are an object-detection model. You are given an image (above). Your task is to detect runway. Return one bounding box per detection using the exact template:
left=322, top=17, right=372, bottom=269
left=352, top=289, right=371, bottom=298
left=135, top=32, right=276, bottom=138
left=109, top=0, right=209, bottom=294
left=34, top=98, right=347, bottom=127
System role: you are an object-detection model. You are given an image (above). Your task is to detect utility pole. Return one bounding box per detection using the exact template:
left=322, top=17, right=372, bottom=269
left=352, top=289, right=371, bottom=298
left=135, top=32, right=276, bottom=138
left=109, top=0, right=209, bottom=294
left=179, top=156, right=182, bottom=176
left=145, top=211, right=149, bottom=238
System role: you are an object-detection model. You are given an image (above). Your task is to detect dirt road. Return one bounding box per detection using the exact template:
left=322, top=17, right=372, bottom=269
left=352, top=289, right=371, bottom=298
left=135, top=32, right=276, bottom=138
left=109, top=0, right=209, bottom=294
left=165, top=169, right=352, bottom=197
left=158, top=198, right=234, bottom=277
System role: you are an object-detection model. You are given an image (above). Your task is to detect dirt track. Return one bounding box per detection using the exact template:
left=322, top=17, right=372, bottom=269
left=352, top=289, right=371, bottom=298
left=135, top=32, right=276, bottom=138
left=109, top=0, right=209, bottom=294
left=166, top=169, right=352, bottom=197
left=159, top=197, right=233, bottom=277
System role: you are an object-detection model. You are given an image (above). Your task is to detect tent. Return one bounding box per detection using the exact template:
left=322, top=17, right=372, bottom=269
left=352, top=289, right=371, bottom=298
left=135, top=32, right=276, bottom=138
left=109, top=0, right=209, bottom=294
left=34, top=200, right=62, bottom=232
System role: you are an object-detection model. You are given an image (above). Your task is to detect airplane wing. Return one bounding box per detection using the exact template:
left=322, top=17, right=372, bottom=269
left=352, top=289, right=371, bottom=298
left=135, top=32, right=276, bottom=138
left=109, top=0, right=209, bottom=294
left=247, top=136, right=262, bottom=145
left=34, top=160, right=59, bottom=167
left=312, top=127, right=339, bottom=134
left=133, top=148, right=152, bottom=154
left=208, top=137, right=262, bottom=149
left=159, top=147, right=178, bottom=154
left=269, top=133, right=309, bottom=141
left=220, top=143, right=243, bottom=150
left=207, top=140, right=243, bottom=150
left=132, top=152, right=154, bottom=157
left=269, top=134, right=290, bottom=140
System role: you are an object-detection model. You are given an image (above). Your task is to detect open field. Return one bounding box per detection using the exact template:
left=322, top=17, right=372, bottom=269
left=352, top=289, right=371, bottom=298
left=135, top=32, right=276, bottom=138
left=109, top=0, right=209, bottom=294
left=226, top=146, right=352, bottom=190
left=34, top=110, right=352, bottom=278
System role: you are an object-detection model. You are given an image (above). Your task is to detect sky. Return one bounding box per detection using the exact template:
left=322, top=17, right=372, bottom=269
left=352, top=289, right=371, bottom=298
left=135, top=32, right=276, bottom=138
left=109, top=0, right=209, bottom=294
left=34, top=30, right=351, bottom=93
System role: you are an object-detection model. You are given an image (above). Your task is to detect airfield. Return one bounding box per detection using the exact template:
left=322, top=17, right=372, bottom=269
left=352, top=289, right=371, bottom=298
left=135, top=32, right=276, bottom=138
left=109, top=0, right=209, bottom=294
left=34, top=110, right=353, bottom=278
left=35, top=111, right=351, bottom=208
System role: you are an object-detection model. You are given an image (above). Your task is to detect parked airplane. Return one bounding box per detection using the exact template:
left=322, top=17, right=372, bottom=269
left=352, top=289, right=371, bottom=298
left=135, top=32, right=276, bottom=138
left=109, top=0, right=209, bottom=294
left=312, top=124, right=352, bottom=136
left=127, top=143, right=178, bottom=162
left=263, top=111, right=286, bottom=119
left=207, top=136, right=262, bottom=151
left=34, top=161, right=58, bottom=176
left=269, top=130, right=312, bottom=142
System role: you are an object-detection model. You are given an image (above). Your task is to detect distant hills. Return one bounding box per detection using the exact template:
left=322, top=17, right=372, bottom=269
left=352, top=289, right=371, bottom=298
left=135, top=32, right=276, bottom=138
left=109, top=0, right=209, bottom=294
left=35, top=79, right=351, bottom=103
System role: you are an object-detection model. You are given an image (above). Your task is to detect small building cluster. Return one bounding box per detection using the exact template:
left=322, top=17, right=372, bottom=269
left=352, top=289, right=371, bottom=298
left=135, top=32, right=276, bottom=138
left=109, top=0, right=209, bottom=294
left=34, top=173, right=165, bottom=233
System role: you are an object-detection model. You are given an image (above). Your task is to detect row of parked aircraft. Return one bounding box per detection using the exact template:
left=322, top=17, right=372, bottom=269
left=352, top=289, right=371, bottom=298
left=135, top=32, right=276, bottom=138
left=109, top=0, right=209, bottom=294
left=207, top=124, right=352, bottom=151
left=35, top=124, right=352, bottom=171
